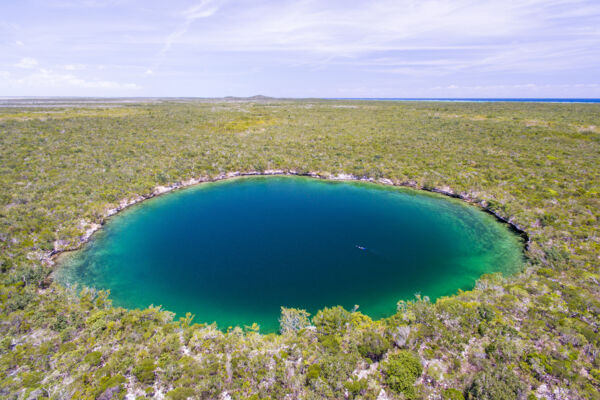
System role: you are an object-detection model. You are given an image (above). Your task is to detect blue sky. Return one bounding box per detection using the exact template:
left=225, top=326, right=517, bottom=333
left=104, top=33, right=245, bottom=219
left=1, top=0, right=599, bottom=97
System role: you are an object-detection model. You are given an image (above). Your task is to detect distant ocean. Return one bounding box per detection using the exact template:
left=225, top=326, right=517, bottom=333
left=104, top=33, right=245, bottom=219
left=332, top=98, right=600, bottom=103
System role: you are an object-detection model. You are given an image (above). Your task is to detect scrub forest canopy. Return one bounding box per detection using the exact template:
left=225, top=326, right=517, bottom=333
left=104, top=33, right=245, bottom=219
left=0, top=99, right=599, bottom=399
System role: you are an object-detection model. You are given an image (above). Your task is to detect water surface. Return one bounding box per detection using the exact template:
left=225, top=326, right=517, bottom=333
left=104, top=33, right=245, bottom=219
left=57, top=177, right=524, bottom=332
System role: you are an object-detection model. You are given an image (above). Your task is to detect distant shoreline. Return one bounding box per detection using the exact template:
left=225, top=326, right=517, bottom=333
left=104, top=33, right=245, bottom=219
left=326, top=98, right=600, bottom=103
left=1, top=96, right=599, bottom=106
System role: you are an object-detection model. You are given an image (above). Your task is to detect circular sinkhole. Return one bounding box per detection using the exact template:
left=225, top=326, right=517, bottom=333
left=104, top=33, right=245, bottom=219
left=56, top=176, right=524, bottom=332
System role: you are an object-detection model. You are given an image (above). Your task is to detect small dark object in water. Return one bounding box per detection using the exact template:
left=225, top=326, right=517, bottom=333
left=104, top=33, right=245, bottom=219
left=356, top=245, right=367, bottom=251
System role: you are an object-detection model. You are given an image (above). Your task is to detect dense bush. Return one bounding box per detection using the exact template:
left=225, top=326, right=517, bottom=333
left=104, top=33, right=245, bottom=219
left=312, top=306, right=352, bottom=335
left=133, top=358, right=156, bottom=384
left=382, top=351, right=423, bottom=398
left=357, top=331, right=391, bottom=362
left=442, top=388, right=465, bottom=400
left=466, top=367, right=525, bottom=400
left=166, top=387, right=195, bottom=400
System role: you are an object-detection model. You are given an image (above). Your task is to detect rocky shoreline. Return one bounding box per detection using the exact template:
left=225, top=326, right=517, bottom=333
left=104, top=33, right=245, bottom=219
left=44, top=170, right=530, bottom=271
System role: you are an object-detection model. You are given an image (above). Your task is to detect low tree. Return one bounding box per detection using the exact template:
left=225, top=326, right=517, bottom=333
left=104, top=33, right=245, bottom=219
left=279, top=307, right=311, bottom=334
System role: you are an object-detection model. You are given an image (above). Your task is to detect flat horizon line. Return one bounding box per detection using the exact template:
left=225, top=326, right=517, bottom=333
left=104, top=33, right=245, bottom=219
left=1, top=96, right=599, bottom=102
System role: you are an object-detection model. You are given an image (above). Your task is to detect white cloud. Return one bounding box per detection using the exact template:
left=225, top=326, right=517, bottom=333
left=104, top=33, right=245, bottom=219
left=0, top=71, right=10, bottom=79
left=15, top=40, right=24, bottom=46
left=15, top=57, right=39, bottom=69
left=64, top=64, right=85, bottom=71
left=8, top=69, right=141, bottom=90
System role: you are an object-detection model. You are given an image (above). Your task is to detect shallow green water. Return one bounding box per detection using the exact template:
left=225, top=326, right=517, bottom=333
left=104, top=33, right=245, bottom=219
left=56, top=176, right=524, bottom=332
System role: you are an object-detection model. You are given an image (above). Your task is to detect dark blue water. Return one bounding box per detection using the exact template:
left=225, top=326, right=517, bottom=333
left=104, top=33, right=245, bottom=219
left=329, top=98, right=600, bottom=103
left=56, top=177, right=524, bottom=332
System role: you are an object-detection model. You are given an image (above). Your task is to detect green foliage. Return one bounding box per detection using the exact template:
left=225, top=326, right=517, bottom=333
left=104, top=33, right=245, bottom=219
left=83, top=351, right=103, bottom=366
left=442, top=388, right=465, bottom=400
left=478, top=304, right=496, bottom=322
left=21, top=371, right=42, bottom=387
left=466, top=367, right=525, bottom=400
left=0, top=100, right=599, bottom=398
left=357, top=331, right=391, bottom=362
left=95, top=374, right=126, bottom=399
left=344, top=377, right=368, bottom=398
left=306, top=363, right=322, bottom=384
left=133, top=358, right=156, bottom=384
left=166, top=387, right=196, bottom=399
left=319, top=335, right=341, bottom=353
left=312, top=306, right=351, bottom=335
left=382, top=351, right=423, bottom=399
left=279, top=306, right=311, bottom=334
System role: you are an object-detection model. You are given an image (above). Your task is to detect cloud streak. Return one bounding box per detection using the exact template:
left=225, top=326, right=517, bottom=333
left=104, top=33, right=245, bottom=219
left=152, top=0, right=220, bottom=70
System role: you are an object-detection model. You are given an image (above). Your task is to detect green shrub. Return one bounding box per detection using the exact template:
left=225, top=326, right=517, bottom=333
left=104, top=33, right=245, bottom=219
left=84, top=351, right=103, bottom=366
left=58, top=342, right=77, bottom=354
left=133, top=358, right=156, bottom=384
left=306, top=363, right=322, bottom=384
left=95, top=374, right=126, bottom=399
left=382, top=351, right=423, bottom=399
left=357, top=331, right=391, bottom=362
left=166, top=387, right=195, bottom=400
left=312, top=306, right=351, bottom=335
left=344, top=377, right=368, bottom=398
left=478, top=304, right=496, bottom=322
left=21, top=371, right=42, bottom=388
left=319, top=335, right=341, bottom=353
left=442, top=388, right=465, bottom=400
left=466, top=367, right=525, bottom=400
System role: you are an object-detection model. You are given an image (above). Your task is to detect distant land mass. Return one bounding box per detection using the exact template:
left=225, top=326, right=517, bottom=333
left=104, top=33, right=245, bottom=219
left=224, top=94, right=275, bottom=101
left=1, top=96, right=599, bottom=108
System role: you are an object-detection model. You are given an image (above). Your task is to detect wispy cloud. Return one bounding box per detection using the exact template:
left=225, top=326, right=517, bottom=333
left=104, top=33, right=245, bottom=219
left=3, top=68, right=141, bottom=90
left=64, top=64, right=85, bottom=71
left=152, top=0, right=220, bottom=70
left=15, top=57, right=38, bottom=69
left=169, top=0, right=598, bottom=53
left=1, top=0, right=598, bottom=96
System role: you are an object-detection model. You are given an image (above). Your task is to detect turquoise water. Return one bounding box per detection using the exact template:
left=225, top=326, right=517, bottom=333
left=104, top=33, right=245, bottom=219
left=56, top=176, right=524, bottom=332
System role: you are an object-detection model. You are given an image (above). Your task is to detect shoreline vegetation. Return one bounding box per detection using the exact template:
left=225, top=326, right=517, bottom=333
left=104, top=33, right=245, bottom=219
left=47, top=170, right=530, bottom=268
left=1, top=99, right=599, bottom=399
